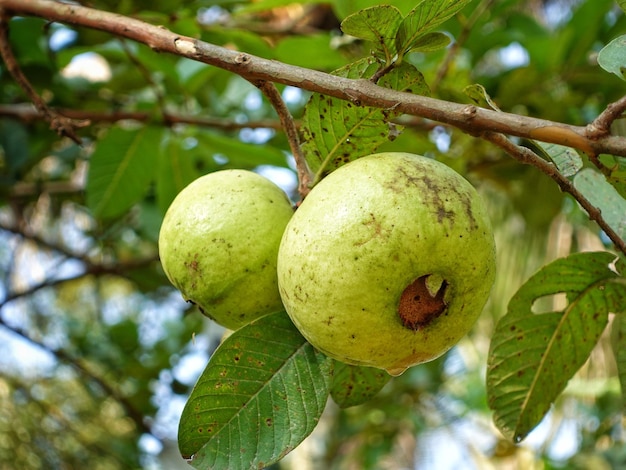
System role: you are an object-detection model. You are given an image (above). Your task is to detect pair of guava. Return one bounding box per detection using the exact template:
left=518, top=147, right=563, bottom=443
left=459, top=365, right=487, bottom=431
left=158, top=152, right=496, bottom=375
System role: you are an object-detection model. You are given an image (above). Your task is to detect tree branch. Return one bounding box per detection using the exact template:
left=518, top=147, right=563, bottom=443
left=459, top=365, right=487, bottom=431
left=0, top=7, right=88, bottom=143
left=3, top=0, right=626, bottom=158
left=253, top=80, right=312, bottom=198
left=481, top=132, right=626, bottom=256
left=0, top=103, right=285, bottom=130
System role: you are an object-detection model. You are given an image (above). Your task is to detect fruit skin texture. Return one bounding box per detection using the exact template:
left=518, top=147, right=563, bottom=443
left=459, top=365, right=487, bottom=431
left=277, top=153, right=496, bottom=375
left=159, top=170, right=294, bottom=330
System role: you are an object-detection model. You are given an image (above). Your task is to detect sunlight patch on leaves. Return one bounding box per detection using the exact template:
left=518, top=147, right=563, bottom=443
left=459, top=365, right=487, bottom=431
left=487, top=252, right=626, bottom=442
left=178, top=312, right=333, bottom=469
left=86, top=125, right=163, bottom=219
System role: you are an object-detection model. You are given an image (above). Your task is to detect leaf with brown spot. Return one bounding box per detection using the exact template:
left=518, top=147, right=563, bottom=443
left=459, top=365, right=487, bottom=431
left=487, top=252, right=626, bottom=443
left=178, top=312, right=333, bottom=469
left=300, top=58, right=428, bottom=181
left=330, top=361, right=391, bottom=408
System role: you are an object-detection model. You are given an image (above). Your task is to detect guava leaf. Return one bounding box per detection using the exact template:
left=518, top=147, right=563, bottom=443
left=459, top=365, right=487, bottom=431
left=464, top=83, right=501, bottom=111
left=536, top=142, right=583, bottom=178
left=574, top=168, right=626, bottom=240
left=487, top=251, right=626, bottom=442
left=598, top=35, right=626, bottom=81
left=178, top=312, right=333, bottom=469
left=407, top=31, right=451, bottom=53
left=341, top=5, right=403, bottom=63
left=156, top=132, right=205, bottom=215
left=597, top=154, right=626, bottom=200
left=396, top=0, right=472, bottom=58
left=301, top=58, right=428, bottom=180
left=330, top=362, right=391, bottom=408
left=86, top=125, right=163, bottom=219
left=620, top=0, right=626, bottom=13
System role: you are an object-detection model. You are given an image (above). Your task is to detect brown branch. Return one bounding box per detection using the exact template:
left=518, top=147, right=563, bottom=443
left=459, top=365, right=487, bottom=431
left=482, top=131, right=626, bottom=256
left=587, top=94, right=626, bottom=139
left=3, top=0, right=626, bottom=158
left=0, top=103, right=285, bottom=130
left=253, top=80, right=312, bottom=198
left=0, top=8, right=88, bottom=143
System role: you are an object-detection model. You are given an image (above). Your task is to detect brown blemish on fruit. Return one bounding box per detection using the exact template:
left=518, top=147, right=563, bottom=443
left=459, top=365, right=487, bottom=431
left=398, top=274, right=448, bottom=330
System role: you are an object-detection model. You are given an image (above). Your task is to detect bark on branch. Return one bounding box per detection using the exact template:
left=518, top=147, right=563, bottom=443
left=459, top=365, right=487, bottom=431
left=3, top=0, right=626, bottom=158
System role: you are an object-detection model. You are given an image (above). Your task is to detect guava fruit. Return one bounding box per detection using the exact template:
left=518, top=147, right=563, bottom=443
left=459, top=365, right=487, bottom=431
left=277, top=152, right=496, bottom=375
left=159, top=169, right=294, bottom=330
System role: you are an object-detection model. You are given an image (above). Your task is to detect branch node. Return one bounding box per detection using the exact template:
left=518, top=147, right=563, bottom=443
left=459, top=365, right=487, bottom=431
left=462, top=105, right=478, bottom=119
left=174, top=37, right=197, bottom=56
left=234, top=52, right=251, bottom=65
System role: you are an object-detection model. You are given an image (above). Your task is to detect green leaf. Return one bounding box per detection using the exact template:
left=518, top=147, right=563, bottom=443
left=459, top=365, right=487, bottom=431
left=395, top=0, right=472, bottom=59
left=86, top=126, right=162, bottom=219
left=330, top=362, right=391, bottom=408
left=301, top=59, right=428, bottom=180
left=574, top=168, right=626, bottom=240
left=341, top=5, right=403, bottom=63
left=536, top=142, right=583, bottom=178
left=487, top=251, right=626, bottom=442
left=156, top=132, right=203, bottom=215
left=597, top=154, right=626, bottom=200
left=463, top=83, right=501, bottom=111
left=406, top=31, right=451, bottom=53
left=178, top=312, right=333, bottom=469
left=619, top=0, right=626, bottom=14
left=598, top=35, right=626, bottom=81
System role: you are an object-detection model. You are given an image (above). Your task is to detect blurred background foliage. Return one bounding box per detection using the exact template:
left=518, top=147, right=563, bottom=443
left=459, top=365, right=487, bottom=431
left=0, top=0, right=625, bottom=468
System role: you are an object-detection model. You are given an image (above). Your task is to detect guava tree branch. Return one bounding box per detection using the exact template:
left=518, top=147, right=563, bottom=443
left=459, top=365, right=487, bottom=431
left=3, top=0, right=626, bottom=159
left=0, top=7, right=88, bottom=143
left=483, top=131, right=626, bottom=256
left=0, top=104, right=285, bottom=130
left=253, top=80, right=312, bottom=197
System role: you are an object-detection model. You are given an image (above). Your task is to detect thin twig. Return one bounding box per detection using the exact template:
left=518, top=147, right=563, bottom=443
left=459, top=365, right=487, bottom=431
left=3, top=0, right=626, bottom=158
left=0, top=103, right=285, bottom=130
left=482, top=131, right=626, bottom=256
left=0, top=9, right=88, bottom=144
left=587, top=95, right=626, bottom=139
left=253, top=80, right=312, bottom=199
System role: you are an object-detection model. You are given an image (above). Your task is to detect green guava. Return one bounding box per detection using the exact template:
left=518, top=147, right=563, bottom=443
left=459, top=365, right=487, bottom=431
left=277, top=153, right=496, bottom=375
left=159, top=169, right=294, bottom=330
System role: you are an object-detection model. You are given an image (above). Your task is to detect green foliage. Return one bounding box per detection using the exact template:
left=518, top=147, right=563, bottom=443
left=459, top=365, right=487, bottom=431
left=330, top=362, right=391, bottom=408
left=86, top=125, right=164, bottom=219
left=574, top=169, right=626, bottom=240
left=2, top=0, right=626, bottom=468
left=300, top=59, right=427, bottom=180
left=487, top=252, right=626, bottom=442
left=178, top=312, right=333, bottom=468
left=598, top=35, right=626, bottom=81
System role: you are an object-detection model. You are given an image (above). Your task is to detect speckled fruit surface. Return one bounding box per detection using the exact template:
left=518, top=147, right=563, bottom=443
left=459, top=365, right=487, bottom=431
left=159, top=170, right=294, bottom=330
left=277, top=153, right=496, bottom=375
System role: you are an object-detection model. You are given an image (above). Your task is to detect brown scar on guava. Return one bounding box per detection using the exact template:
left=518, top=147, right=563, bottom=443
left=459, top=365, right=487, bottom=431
left=398, top=274, right=448, bottom=330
